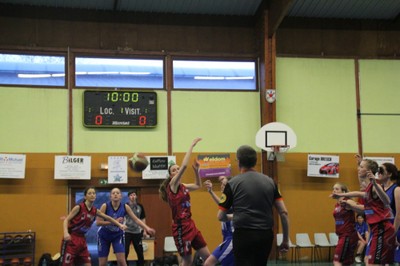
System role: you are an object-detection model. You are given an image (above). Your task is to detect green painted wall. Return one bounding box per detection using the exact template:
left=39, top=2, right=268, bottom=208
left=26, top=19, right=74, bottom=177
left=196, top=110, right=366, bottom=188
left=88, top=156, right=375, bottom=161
left=1, top=58, right=399, bottom=154
left=171, top=91, right=261, bottom=152
left=0, top=87, right=68, bottom=152
left=359, top=60, right=400, bottom=153
left=276, top=58, right=358, bottom=153
left=0, top=88, right=260, bottom=153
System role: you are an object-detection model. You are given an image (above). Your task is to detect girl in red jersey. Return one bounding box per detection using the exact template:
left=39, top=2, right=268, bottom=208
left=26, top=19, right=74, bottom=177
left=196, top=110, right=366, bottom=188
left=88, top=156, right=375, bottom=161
left=331, top=182, right=358, bottom=266
left=60, top=187, right=127, bottom=266
left=159, top=138, right=210, bottom=266
left=331, top=159, right=395, bottom=266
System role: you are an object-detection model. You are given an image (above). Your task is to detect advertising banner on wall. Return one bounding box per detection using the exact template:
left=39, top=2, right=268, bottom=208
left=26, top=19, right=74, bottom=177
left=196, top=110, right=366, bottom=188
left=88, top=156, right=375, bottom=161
left=307, top=154, right=339, bottom=178
left=197, top=154, right=231, bottom=178
left=0, top=154, right=26, bottom=179
left=54, top=155, right=91, bottom=180
left=364, top=156, right=395, bottom=166
left=142, top=156, right=176, bottom=180
left=108, top=156, right=128, bottom=184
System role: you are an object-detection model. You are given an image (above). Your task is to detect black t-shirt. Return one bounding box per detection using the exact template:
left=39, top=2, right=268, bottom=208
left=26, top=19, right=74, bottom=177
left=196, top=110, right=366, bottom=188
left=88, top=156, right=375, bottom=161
left=219, top=171, right=281, bottom=230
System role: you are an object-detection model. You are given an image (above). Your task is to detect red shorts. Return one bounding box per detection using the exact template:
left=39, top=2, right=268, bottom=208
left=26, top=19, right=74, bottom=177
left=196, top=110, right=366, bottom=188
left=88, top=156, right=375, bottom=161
left=333, top=232, right=357, bottom=265
left=60, top=234, right=91, bottom=266
left=367, top=221, right=395, bottom=264
left=172, top=219, right=207, bottom=256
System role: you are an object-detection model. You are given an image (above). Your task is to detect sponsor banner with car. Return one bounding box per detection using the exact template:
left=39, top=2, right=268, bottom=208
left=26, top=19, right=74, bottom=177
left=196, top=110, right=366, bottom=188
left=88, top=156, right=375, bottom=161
left=307, top=154, right=339, bottom=178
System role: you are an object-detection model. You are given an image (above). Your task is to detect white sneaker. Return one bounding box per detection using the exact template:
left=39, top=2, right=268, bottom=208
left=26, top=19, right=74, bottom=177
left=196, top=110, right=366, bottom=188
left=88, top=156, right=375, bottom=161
left=355, top=256, right=362, bottom=263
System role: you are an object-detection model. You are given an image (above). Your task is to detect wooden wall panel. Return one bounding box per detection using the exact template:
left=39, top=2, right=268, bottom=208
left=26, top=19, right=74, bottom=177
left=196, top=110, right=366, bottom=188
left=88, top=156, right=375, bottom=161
left=0, top=16, right=256, bottom=54
left=277, top=28, right=400, bottom=57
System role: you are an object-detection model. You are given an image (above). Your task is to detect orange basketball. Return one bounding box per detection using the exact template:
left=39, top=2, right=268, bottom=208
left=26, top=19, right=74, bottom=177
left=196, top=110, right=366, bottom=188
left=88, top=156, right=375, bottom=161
left=129, top=153, right=149, bottom=172
left=0, top=258, right=4, bottom=266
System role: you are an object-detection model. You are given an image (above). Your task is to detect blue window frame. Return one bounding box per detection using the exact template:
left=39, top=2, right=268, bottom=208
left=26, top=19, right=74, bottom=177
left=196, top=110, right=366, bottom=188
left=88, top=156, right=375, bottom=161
left=0, top=53, right=65, bottom=86
left=75, top=57, right=164, bottom=89
left=173, top=59, right=257, bottom=90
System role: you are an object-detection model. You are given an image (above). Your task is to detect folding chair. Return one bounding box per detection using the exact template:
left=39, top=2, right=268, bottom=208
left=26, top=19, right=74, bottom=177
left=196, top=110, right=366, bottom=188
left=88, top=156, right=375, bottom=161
left=295, top=233, right=315, bottom=263
left=329, top=232, right=338, bottom=247
left=163, top=236, right=180, bottom=265
left=275, top=233, right=296, bottom=263
left=314, top=233, right=335, bottom=261
left=163, top=236, right=178, bottom=255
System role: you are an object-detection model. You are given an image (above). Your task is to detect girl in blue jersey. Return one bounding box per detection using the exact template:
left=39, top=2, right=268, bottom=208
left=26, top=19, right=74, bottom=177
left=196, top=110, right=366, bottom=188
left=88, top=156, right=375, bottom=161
left=354, top=214, right=369, bottom=263
left=203, top=176, right=234, bottom=266
left=379, top=163, right=400, bottom=262
left=96, top=188, right=155, bottom=266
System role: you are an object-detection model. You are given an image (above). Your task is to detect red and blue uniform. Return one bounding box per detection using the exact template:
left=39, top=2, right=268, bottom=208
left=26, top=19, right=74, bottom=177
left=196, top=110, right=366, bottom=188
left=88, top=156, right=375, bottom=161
left=364, top=182, right=395, bottom=265
left=60, top=202, right=97, bottom=266
left=167, top=184, right=207, bottom=256
left=332, top=199, right=357, bottom=265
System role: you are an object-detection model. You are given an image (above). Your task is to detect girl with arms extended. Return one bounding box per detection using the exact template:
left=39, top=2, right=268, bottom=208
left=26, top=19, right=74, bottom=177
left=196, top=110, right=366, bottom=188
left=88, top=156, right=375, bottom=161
left=331, top=182, right=358, bottom=266
left=96, top=187, right=155, bottom=266
left=331, top=159, right=395, bottom=266
left=159, top=137, right=210, bottom=266
left=60, top=187, right=127, bottom=266
left=203, top=176, right=234, bottom=266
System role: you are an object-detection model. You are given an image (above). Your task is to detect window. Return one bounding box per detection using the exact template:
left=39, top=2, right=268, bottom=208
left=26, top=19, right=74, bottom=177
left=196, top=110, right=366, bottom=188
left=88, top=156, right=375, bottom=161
left=173, top=59, right=257, bottom=90
left=75, top=57, right=164, bottom=89
left=0, top=53, right=65, bottom=86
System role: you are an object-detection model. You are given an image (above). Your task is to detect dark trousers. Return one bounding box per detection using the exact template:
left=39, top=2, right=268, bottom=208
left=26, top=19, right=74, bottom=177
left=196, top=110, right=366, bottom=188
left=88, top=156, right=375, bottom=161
left=125, top=231, right=144, bottom=266
left=233, top=228, right=273, bottom=266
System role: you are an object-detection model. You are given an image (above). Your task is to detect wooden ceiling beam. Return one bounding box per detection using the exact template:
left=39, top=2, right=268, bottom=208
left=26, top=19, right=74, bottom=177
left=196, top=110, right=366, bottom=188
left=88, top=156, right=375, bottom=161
left=267, top=0, right=294, bottom=37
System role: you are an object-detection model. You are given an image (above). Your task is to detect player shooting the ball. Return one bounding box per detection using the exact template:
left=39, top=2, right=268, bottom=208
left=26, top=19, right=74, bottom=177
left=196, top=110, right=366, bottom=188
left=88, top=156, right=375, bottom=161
left=159, top=137, right=210, bottom=266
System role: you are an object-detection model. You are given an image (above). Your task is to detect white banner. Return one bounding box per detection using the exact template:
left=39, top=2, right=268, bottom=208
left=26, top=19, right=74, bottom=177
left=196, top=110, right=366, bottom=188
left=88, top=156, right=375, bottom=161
left=0, top=154, right=26, bottom=179
left=54, top=156, right=91, bottom=180
left=364, top=156, right=395, bottom=166
left=307, top=154, right=339, bottom=178
left=108, top=156, right=128, bottom=184
left=142, top=156, right=176, bottom=180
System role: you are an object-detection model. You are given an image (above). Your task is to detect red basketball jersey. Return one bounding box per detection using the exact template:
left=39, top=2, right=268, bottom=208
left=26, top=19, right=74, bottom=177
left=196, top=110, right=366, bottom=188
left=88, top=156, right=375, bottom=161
left=364, top=183, right=393, bottom=224
left=333, top=199, right=355, bottom=236
left=68, top=202, right=97, bottom=235
left=167, top=184, right=192, bottom=222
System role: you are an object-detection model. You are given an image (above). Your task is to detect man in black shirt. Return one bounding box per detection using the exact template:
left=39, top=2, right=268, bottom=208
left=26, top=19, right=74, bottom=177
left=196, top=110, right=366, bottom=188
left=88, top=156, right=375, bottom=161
left=218, top=145, right=290, bottom=265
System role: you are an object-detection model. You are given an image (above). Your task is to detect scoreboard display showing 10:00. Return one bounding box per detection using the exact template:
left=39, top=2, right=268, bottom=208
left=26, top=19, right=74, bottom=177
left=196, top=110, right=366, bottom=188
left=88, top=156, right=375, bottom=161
left=83, top=90, right=157, bottom=128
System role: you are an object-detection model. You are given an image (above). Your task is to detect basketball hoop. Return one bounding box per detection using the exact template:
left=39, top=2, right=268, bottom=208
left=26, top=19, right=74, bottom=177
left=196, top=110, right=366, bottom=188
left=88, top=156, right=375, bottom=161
left=268, top=145, right=290, bottom=161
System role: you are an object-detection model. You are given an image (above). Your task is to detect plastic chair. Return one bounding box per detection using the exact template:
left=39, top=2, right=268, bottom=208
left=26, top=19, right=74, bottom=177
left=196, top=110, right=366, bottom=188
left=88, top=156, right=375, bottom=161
left=314, top=233, right=335, bottom=261
left=163, top=236, right=180, bottom=265
left=295, top=233, right=315, bottom=263
left=329, top=232, right=338, bottom=246
left=164, top=236, right=178, bottom=253
left=276, top=233, right=296, bottom=263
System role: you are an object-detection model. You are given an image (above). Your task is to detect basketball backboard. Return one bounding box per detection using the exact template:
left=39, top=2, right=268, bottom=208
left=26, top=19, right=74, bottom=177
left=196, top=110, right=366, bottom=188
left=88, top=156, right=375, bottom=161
left=255, top=122, right=297, bottom=161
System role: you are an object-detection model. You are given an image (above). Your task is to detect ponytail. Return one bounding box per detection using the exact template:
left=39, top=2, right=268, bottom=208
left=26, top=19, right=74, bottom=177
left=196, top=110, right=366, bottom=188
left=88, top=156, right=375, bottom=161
left=159, top=178, right=171, bottom=203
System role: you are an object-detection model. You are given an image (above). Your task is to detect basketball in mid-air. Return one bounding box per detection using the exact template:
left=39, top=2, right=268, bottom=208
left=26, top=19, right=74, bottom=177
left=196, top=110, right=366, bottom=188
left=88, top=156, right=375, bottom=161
left=129, top=153, right=149, bottom=172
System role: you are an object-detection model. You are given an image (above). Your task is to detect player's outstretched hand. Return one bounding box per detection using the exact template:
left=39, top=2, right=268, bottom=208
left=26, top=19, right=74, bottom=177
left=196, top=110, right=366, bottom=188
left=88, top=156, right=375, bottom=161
left=330, top=193, right=341, bottom=199
left=355, top=154, right=362, bottom=165
left=192, top=137, right=202, bottom=147
left=204, top=180, right=212, bottom=192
